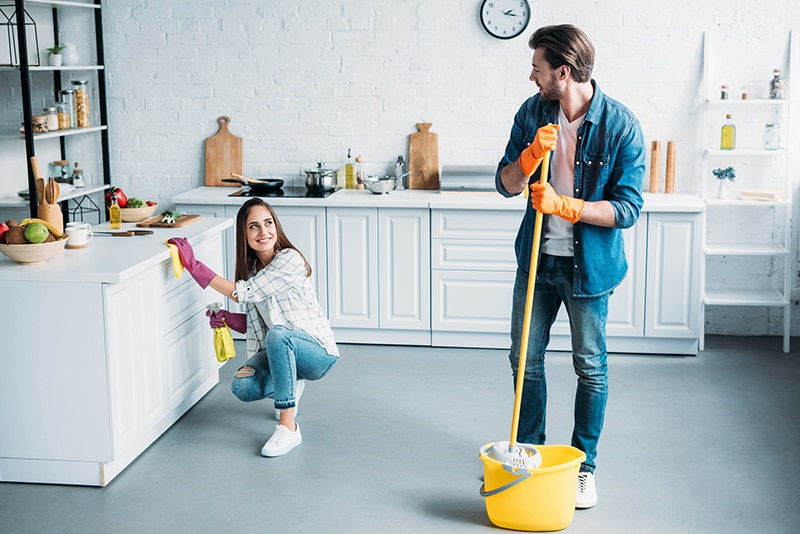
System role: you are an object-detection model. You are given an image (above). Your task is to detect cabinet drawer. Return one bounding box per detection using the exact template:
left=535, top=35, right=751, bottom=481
left=431, top=270, right=515, bottom=333
left=432, top=209, right=521, bottom=240
left=432, top=238, right=516, bottom=271
left=164, top=278, right=204, bottom=332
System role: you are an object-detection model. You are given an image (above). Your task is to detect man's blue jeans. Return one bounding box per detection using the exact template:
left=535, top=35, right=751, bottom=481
left=509, top=254, right=609, bottom=473
left=231, top=325, right=338, bottom=410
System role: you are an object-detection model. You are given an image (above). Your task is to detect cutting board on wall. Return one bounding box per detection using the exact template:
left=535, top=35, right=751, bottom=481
left=204, top=116, right=242, bottom=187
left=408, top=123, right=440, bottom=190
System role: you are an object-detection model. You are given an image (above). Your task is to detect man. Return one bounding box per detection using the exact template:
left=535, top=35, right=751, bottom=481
left=495, top=24, right=645, bottom=509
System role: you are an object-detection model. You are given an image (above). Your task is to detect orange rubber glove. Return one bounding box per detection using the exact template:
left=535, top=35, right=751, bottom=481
left=518, top=124, right=560, bottom=176
left=529, top=183, right=585, bottom=224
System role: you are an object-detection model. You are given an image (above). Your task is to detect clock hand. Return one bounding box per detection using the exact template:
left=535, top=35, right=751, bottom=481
left=503, top=10, right=518, bottom=17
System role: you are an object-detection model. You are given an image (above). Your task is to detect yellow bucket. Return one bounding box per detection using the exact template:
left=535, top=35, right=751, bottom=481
left=479, top=443, right=586, bottom=532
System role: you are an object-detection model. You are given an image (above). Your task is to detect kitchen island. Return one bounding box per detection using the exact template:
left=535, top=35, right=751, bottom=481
left=0, top=217, right=231, bottom=486
left=175, top=187, right=705, bottom=355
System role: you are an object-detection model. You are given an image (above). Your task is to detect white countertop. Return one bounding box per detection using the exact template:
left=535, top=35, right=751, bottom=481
left=173, top=187, right=705, bottom=212
left=0, top=217, right=232, bottom=283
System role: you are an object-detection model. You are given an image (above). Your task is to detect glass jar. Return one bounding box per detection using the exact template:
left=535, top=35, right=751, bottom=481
left=60, top=89, right=76, bottom=128
left=769, top=69, right=785, bottom=99
left=71, top=80, right=90, bottom=127
left=31, top=115, right=49, bottom=133
left=44, top=106, right=59, bottom=131
left=764, top=123, right=780, bottom=150
left=56, top=101, right=71, bottom=130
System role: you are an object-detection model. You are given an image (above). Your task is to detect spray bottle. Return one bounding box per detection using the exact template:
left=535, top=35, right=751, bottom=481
left=207, top=302, right=236, bottom=363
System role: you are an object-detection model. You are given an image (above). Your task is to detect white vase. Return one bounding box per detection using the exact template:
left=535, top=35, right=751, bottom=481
left=716, top=180, right=729, bottom=199
left=49, top=54, right=62, bottom=67
left=60, top=43, right=79, bottom=66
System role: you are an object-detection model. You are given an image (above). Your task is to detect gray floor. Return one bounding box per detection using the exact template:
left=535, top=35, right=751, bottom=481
left=1, top=336, right=798, bottom=533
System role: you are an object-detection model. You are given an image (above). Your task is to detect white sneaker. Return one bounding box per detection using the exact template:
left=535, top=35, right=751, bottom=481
left=576, top=471, right=598, bottom=509
left=261, top=422, right=302, bottom=457
left=275, top=379, right=306, bottom=420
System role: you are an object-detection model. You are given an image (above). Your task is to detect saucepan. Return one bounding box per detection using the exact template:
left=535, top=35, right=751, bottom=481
left=223, top=173, right=284, bottom=195
left=304, top=163, right=337, bottom=192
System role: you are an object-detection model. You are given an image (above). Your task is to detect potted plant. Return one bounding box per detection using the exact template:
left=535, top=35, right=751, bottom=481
left=46, top=44, right=64, bottom=67
left=712, top=166, right=735, bottom=199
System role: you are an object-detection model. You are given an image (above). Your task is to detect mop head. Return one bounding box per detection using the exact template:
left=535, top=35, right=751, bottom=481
left=484, top=441, right=543, bottom=470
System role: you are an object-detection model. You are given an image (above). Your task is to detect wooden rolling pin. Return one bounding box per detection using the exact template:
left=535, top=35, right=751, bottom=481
left=665, top=140, right=676, bottom=194
left=649, top=141, right=660, bottom=193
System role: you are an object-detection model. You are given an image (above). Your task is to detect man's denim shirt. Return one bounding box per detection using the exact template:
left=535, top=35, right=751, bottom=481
left=495, top=81, right=645, bottom=298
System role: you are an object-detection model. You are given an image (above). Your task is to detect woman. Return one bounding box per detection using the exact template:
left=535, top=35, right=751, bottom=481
left=168, top=198, right=338, bottom=457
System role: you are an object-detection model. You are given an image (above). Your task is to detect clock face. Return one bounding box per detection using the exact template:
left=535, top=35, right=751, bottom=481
left=480, top=0, right=531, bottom=40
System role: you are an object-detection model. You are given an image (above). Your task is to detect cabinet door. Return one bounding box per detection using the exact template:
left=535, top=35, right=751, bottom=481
left=273, top=206, right=328, bottom=313
left=379, top=208, right=430, bottom=330
left=327, top=207, right=378, bottom=328
left=551, top=224, right=644, bottom=337
left=106, top=267, right=167, bottom=457
left=432, top=270, right=515, bottom=333
left=646, top=213, right=701, bottom=338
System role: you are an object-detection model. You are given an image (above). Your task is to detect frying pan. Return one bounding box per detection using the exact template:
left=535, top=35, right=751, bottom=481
left=223, top=173, right=284, bottom=194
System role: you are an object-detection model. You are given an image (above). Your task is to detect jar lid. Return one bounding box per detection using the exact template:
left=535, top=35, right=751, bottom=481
left=61, top=89, right=75, bottom=94
left=32, top=115, right=46, bottom=121
left=54, top=159, right=69, bottom=165
left=43, top=107, right=56, bottom=112
left=71, top=80, right=89, bottom=85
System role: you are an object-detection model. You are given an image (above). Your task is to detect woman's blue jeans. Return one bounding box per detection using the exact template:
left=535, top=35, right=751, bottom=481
left=231, top=325, right=338, bottom=411
left=509, top=254, right=609, bottom=473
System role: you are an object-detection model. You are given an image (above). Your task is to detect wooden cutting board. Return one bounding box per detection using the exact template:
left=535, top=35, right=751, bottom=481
left=408, top=123, right=439, bottom=190
left=136, top=214, right=202, bottom=228
left=204, top=116, right=242, bottom=187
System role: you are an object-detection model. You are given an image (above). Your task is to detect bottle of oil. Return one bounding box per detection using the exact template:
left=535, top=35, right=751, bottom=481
left=720, top=114, right=736, bottom=150
left=345, top=148, right=355, bottom=189
left=109, top=192, right=121, bottom=229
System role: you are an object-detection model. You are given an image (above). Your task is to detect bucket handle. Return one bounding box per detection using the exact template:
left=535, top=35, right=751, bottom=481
left=479, top=463, right=533, bottom=498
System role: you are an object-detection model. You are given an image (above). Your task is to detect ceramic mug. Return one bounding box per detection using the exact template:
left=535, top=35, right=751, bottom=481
left=65, top=221, right=93, bottom=248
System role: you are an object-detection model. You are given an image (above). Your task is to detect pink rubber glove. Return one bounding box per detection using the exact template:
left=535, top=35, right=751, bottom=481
left=518, top=124, right=560, bottom=176
left=529, top=183, right=585, bottom=224
left=166, top=237, right=217, bottom=289
left=206, top=309, right=247, bottom=334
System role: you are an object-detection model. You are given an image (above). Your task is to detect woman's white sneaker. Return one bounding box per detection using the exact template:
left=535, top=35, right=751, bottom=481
left=261, top=423, right=302, bottom=457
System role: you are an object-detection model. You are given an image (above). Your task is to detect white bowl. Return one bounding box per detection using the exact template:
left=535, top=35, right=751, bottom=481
left=0, top=238, right=67, bottom=264
left=119, top=203, right=157, bottom=222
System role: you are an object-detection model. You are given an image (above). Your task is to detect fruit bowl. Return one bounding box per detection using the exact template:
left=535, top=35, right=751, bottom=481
left=120, top=203, right=157, bottom=222
left=0, top=238, right=67, bottom=265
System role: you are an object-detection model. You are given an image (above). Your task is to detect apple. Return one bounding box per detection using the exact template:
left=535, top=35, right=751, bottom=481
left=0, top=222, right=8, bottom=243
left=24, top=222, right=49, bottom=244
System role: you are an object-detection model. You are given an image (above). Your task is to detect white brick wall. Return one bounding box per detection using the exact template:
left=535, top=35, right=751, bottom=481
left=3, top=0, right=800, bottom=336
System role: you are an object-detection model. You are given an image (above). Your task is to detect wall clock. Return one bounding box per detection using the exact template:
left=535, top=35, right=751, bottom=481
left=480, top=0, right=531, bottom=40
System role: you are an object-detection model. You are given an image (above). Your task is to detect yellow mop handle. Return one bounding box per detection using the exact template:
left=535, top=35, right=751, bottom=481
left=509, top=148, right=550, bottom=447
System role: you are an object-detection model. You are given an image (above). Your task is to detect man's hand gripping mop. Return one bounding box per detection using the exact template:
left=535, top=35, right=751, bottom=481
left=479, top=146, right=555, bottom=496
left=165, top=240, right=235, bottom=363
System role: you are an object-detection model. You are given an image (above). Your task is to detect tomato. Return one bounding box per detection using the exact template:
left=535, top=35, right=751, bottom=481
left=105, top=186, right=128, bottom=208
left=0, top=222, right=9, bottom=244
left=146, top=200, right=156, bottom=207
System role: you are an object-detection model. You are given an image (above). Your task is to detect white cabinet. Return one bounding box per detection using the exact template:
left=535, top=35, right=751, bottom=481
left=430, top=208, right=519, bottom=348
left=272, top=206, right=328, bottom=313
left=700, top=30, right=794, bottom=352
left=645, top=213, right=702, bottom=340
left=431, top=205, right=702, bottom=355
left=0, top=223, right=227, bottom=486
left=327, top=207, right=430, bottom=344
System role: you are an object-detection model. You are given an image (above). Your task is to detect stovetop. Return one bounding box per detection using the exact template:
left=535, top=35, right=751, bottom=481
left=228, top=186, right=337, bottom=199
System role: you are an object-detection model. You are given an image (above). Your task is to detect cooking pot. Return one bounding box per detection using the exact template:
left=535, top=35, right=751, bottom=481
left=223, top=174, right=284, bottom=195
left=304, top=163, right=337, bottom=192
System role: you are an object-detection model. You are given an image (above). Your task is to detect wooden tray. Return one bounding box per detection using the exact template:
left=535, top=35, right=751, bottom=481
left=136, top=214, right=202, bottom=228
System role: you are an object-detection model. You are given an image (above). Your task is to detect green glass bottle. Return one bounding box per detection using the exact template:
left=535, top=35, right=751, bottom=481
left=720, top=114, right=735, bottom=150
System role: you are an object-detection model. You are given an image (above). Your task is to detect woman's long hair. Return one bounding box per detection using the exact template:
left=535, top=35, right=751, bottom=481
left=234, top=198, right=311, bottom=281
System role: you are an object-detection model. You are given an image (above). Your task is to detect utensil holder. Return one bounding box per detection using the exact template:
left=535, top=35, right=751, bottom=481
left=38, top=203, right=64, bottom=234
